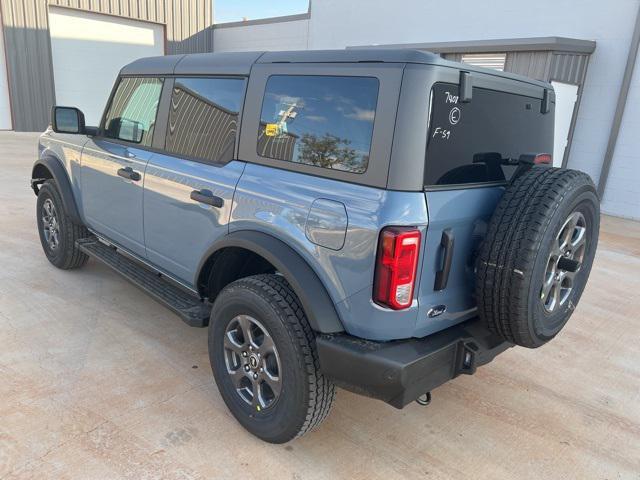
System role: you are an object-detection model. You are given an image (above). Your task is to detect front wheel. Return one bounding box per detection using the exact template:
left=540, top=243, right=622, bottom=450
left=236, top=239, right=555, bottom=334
left=36, top=179, right=89, bottom=270
left=208, top=274, right=335, bottom=443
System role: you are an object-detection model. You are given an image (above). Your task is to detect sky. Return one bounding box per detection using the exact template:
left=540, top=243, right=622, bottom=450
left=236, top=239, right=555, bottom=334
left=214, top=0, right=309, bottom=23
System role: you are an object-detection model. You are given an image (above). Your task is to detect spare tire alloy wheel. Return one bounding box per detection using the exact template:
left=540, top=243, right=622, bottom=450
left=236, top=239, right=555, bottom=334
left=541, top=211, right=587, bottom=313
left=223, top=314, right=281, bottom=411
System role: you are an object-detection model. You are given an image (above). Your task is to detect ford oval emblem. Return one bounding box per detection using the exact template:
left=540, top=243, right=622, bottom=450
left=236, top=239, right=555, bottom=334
left=427, top=305, right=447, bottom=318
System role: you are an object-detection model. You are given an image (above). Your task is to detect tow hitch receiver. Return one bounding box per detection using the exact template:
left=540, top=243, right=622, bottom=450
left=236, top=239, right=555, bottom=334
left=416, top=392, right=431, bottom=406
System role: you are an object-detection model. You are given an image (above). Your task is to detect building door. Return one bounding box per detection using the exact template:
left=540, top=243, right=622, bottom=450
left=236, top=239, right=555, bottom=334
left=551, top=81, right=579, bottom=167
left=48, top=7, right=164, bottom=126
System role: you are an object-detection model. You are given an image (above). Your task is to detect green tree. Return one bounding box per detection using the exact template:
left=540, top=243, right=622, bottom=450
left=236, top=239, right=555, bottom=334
left=298, top=133, right=358, bottom=170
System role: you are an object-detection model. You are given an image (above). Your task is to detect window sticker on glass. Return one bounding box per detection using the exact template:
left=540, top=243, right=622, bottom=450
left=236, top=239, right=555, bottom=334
left=265, top=123, right=279, bottom=137
left=257, top=75, right=379, bottom=174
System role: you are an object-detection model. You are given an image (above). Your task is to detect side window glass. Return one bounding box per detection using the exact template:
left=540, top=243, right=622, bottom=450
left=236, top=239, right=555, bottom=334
left=257, top=75, right=379, bottom=174
left=166, top=77, right=245, bottom=164
left=103, top=77, right=163, bottom=146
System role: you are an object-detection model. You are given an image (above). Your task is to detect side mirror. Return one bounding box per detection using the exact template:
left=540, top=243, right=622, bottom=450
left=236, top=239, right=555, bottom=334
left=51, top=106, right=85, bottom=134
left=106, top=117, right=144, bottom=143
left=117, top=118, right=144, bottom=143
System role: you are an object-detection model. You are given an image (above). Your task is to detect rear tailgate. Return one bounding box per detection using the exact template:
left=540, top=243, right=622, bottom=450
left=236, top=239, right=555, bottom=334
left=415, top=81, right=554, bottom=337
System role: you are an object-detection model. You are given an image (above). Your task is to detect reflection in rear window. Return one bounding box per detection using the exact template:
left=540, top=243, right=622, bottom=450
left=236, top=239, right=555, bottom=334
left=257, top=75, right=379, bottom=174
left=425, top=83, right=554, bottom=186
left=166, top=77, right=245, bottom=164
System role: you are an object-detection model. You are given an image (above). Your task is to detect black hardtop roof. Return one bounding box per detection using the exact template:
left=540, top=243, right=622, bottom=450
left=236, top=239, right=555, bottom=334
left=120, top=49, right=549, bottom=88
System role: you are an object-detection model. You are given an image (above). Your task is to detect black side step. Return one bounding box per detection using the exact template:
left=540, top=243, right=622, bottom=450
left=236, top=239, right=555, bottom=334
left=76, top=238, right=210, bottom=327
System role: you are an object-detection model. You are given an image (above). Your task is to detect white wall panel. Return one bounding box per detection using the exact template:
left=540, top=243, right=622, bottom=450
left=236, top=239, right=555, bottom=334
left=552, top=81, right=579, bottom=168
left=601, top=49, right=640, bottom=220
left=213, top=19, right=308, bottom=52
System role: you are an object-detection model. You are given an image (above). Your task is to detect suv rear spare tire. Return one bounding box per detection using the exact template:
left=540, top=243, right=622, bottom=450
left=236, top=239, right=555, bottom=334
left=476, top=167, right=599, bottom=348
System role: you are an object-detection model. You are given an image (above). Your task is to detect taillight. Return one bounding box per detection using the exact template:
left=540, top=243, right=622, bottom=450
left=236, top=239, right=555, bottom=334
left=373, top=227, right=421, bottom=310
left=518, top=153, right=553, bottom=165
left=533, top=153, right=552, bottom=165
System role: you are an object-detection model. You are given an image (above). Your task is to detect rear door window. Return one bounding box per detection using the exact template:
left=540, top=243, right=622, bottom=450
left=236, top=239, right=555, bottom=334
left=257, top=75, right=379, bottom=174
left=166, top=77, right=245, bottom=164
left=425, top=82, right=554, bottom=187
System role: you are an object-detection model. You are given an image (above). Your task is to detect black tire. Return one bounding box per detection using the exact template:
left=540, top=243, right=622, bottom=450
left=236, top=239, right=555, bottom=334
left=36, top=179, right=89, bottom=270
left=208, top=274, right=335, bottom=443
left=476, top=167, right=599, bottom=348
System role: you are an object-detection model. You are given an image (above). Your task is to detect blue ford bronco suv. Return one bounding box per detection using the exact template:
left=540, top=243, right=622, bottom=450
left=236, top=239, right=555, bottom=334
left=32, top=50, right=599, bottom=443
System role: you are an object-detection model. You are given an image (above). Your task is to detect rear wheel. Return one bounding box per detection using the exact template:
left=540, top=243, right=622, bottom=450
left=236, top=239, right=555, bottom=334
left=208, top=274, right=335, bottom=443
left=36, top=180, right=89, bottom=270
left=476, top=167, right=599, bottom=348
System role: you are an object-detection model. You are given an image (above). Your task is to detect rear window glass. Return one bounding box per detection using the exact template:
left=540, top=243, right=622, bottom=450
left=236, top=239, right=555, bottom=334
left=425, top=83, right=554, bottom=187
left=257, top=75, right=379, bottom=174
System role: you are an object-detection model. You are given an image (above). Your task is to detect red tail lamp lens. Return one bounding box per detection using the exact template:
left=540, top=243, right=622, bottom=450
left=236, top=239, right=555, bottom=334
left=373, top=227, right=421, bottom=310
left=534, top=153, right=552, bottom=164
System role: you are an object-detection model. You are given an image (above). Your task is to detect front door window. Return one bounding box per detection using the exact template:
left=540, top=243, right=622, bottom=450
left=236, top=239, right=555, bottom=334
left=103, top=77, right=163, bottom=146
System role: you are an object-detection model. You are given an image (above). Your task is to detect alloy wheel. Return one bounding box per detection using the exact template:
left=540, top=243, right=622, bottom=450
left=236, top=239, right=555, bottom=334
left=223, top=314, right=282, bottom=411
left=42, top=198, right=60, bottom=251
left=540, top=211, right=587, bottom=313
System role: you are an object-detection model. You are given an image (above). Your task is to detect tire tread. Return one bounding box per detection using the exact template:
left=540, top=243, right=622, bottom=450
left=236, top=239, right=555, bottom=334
left=38, top=180, right=89, bottom=270
left=476, top=167, right=598, bottom=347
left=218, top=274, right=335, bottom=440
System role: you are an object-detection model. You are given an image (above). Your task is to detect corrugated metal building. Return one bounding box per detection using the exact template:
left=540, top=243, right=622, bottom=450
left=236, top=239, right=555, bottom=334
left=0, top=0, right=212, bottom=131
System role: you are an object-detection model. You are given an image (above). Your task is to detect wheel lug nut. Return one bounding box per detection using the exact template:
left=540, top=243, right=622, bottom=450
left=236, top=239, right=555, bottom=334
left=259, top=367, right=264, bottom=373
left=253, top=373, right=258, bottom=380
left=242, top=351, right=247, bottom=357
left=244, top=365, right=250, bottom=372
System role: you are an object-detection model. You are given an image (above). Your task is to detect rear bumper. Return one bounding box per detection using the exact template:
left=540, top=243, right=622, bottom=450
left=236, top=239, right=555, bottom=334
left=316, top=318, right=512, bottom=409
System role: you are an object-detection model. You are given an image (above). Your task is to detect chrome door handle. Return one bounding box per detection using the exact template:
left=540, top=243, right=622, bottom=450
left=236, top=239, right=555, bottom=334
left=190, top=189, right=224, bottom=208
left=117, top=166, right=141, bottom=182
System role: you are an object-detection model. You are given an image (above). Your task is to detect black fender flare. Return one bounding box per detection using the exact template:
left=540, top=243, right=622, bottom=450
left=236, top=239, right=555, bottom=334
left=198, top=230, right=345, bottom=334
left=31, top=156, right=82, bottom=224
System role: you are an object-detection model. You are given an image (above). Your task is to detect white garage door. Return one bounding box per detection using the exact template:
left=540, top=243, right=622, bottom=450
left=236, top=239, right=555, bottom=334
left=48, top=7, right=164, bottom=126
left=0, top=20, right=12, bottom=130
